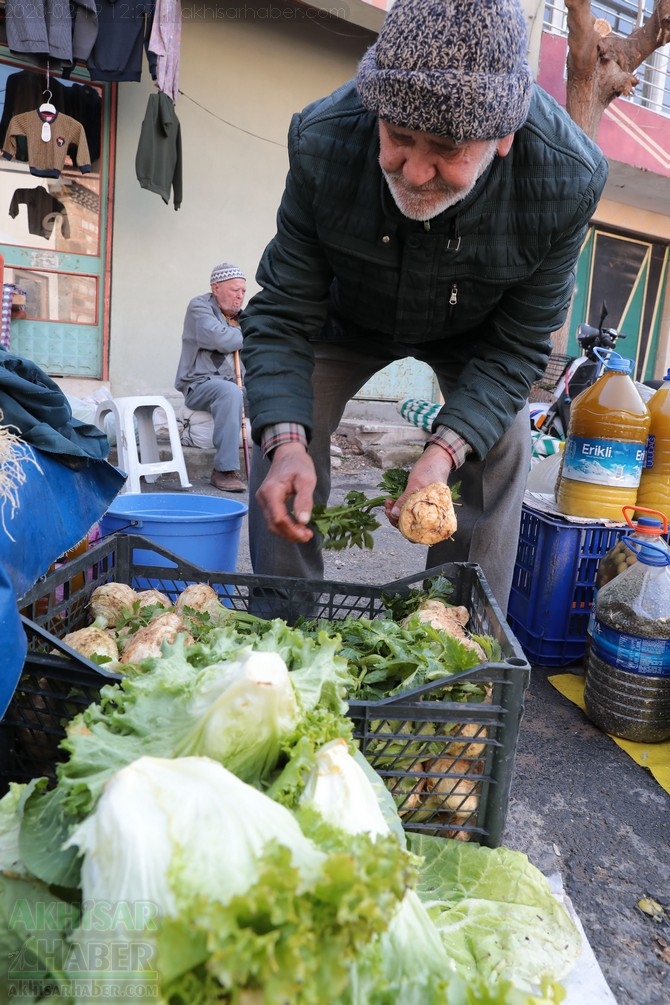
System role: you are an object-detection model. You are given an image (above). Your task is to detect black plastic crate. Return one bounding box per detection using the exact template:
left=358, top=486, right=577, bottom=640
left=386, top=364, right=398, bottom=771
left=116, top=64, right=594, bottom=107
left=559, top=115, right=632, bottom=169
left=8, top=534, right=531, bottom=847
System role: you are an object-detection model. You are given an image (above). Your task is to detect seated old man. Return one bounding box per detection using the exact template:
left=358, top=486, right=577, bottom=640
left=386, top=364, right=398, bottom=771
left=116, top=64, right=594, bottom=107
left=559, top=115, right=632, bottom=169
left=175, top=262, right=247, bottom=492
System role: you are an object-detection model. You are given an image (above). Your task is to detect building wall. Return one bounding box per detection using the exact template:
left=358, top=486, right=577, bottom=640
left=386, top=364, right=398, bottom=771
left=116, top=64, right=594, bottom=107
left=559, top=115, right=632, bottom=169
left=104, top=1, right=551, bottom=403
left=108, top=13, right=372, bottom=399
left=103, top=3, right=670, bottom=403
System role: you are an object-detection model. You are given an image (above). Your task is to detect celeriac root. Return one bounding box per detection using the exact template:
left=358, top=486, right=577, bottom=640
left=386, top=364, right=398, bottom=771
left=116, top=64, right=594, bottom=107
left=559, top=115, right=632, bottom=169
left=397, top=482, right=457, bottom=544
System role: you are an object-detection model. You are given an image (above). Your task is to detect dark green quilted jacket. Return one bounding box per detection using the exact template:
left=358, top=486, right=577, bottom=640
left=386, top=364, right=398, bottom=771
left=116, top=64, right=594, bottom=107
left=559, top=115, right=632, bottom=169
left=241, top=81, right=608, bottom=458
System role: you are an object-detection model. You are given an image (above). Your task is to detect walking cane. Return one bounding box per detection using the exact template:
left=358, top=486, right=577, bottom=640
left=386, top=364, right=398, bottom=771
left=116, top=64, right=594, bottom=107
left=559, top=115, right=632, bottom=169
left=233, top=350, right=251, bottom=481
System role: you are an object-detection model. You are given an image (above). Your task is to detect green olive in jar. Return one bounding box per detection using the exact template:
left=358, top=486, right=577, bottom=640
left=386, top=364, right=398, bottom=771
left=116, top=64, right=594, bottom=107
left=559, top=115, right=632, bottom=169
left=596, top=540, right=638, bottom=589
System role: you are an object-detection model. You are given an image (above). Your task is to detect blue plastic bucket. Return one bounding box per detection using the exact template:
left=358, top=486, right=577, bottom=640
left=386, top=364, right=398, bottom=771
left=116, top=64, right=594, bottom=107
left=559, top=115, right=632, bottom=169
left=99, top=493, right=247, bottom=578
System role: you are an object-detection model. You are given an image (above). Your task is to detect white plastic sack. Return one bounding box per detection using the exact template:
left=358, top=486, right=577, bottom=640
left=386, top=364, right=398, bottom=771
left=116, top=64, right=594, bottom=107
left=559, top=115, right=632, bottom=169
left=181, top=407, right=215, bottom=449
left=67, top=388, right=116, bottom=444
left=151, top=407, right=173, bottom=441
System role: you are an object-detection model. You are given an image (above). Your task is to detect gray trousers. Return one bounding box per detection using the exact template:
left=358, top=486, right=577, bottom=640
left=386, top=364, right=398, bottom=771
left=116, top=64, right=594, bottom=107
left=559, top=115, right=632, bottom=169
left=248, top=340, right=530, bottom=614
left=184, top=377, right=243, bottom=474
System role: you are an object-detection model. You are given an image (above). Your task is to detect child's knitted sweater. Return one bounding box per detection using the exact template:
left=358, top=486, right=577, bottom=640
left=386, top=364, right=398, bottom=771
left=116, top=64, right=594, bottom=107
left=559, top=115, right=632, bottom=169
left=2, top=110, right=91, bottom=178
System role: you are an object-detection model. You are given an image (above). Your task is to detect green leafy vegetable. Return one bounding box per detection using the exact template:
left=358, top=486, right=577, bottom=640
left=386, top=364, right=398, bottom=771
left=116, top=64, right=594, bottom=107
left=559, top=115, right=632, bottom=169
left=329, top=615, right=490, bottom=701
left=3, top=566, right=577, bottom=1005
left=18, top=782, right=82, bottom=889
left=409, top=835, right=582, bottom=991
left=293, top=737, right=569, bottom=1005
left=55, top=636, right=352, bottom=817
left=381, top=573, right=456, bottom=621
left=0, top=783, right=26, bottom=875
left=60, top=754, right=412, bottom=1005
left=310, top=469, right=461, bottom=551
left=299, top=737, right=394, bottom=839
left=0, top=872, right=75, bottom=999
left=309, top=468, right=410, bottom=550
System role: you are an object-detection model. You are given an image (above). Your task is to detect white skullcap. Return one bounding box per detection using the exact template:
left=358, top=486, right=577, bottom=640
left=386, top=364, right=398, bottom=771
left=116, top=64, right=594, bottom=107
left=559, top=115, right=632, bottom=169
left=210, top=263, right=246, bottom=284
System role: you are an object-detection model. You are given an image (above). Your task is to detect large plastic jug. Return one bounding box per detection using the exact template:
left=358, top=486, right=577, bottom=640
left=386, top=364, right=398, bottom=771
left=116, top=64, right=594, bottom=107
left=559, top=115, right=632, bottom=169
left=525, top=444, right=564, bottom=495
left=585, top=507, right=670, bottom=664
left=556, top=352, right=650, bottom=520
left=584, top=538, right=670, bottom=742
left=635, top=369, right=670, bottom=520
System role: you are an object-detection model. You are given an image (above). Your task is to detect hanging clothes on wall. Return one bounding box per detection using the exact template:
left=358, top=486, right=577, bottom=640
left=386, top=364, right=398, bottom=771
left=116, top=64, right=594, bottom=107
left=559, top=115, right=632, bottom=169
left=135, top=90, right=182, bottom=210
left=147, top=0, right=182, bottom=105
left=70, top=0, right=100, bottom=65
left=65, top=83, right=102, bottom=163
left=87, top=0, right=156, bottom=82
left=2, top=107, right=91, bottom=179
left=0, top=70, right=101, bottom=167
left=4, top=0, right=99, bottom=68
left=0, top=70, right=68, bottom=162
left=9, top=187, right=71, bottom=240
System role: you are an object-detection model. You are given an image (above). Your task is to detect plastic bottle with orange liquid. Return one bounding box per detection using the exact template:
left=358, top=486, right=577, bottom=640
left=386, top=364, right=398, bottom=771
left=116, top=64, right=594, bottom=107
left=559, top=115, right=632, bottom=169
left=556, top=351, right=650, bottom=521
left=635, top=369, right=670, bottom=521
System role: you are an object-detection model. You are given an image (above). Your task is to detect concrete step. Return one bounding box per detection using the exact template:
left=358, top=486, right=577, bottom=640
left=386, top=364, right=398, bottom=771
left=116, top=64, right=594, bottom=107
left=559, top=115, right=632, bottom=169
left=336, top=417, right=427, bottom=467
left=108, top=443, right=222, bottom=483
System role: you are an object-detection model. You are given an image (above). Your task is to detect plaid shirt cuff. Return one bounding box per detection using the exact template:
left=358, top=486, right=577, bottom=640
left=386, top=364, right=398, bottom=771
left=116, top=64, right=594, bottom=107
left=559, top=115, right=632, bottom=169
left=260, top=422, right=309, bottom=457
left=260, top=422, right=470, bottom=467
left=427, top=427, right=472, bottom=469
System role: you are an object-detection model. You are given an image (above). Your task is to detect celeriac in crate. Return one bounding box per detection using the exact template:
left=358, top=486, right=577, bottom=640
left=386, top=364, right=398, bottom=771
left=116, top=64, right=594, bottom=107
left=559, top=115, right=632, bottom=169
left=9, top=534, right=530, bottom=846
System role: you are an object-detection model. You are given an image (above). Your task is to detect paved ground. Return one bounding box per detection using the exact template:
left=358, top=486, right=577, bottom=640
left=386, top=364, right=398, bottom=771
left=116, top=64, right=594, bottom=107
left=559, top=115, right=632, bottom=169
left=140, top=444, right=670, bottom=1005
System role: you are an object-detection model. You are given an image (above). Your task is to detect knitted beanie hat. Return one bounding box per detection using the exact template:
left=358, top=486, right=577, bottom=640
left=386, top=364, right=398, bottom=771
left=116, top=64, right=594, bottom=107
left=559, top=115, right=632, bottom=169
left=356, top=0, right=533, bottom=143
left=210, top=263, right=246, bottom=284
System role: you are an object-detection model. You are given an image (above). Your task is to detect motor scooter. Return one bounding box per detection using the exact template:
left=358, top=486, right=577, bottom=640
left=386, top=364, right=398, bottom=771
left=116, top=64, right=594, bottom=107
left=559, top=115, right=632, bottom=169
left=532, top=302, right=625, bottom=440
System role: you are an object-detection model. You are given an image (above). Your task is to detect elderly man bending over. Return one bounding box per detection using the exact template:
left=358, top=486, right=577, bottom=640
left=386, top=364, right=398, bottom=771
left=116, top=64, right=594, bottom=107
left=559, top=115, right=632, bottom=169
left=241, top=0, right=608, bottom=612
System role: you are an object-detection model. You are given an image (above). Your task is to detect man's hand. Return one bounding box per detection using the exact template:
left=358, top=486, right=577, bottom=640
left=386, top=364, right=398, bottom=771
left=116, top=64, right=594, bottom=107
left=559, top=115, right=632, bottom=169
left=255, top=442, right=317, bottom=543
left=385, top=443, right=454, bottom=528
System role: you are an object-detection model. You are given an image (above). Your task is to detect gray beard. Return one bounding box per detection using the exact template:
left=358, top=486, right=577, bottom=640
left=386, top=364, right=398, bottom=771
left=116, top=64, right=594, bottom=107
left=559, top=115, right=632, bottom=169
left=381, top=143, right=497, bottom=222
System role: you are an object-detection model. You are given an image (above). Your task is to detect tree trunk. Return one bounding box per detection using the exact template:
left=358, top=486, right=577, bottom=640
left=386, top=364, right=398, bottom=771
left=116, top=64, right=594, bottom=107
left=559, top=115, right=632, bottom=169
left=564, top=0, right=670, bottom=140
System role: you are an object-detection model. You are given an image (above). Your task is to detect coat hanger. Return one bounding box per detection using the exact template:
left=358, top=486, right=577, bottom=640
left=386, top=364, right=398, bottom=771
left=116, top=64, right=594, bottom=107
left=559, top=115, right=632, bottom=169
left=39, top=89, right=56, bottom=116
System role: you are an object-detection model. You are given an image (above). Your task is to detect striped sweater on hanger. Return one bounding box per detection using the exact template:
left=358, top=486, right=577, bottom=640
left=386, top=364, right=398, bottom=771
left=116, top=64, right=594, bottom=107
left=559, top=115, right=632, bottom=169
left=2, top=110, right=91, bottom=178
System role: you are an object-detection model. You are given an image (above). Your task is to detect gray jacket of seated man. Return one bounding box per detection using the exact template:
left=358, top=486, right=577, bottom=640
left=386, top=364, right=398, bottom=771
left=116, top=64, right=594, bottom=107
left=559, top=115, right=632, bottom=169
left=175, top=276, right=244, bottom=476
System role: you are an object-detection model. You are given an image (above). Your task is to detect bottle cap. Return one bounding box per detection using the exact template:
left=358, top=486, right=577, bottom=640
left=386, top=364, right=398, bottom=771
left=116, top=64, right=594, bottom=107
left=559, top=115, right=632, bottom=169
left=605, top=355, right=633, bottom=373
left=634, top=517, right=664, bottom=535
left=593, top=347, right=634, bottom=373
left=663, top=369, right=670, bottom=382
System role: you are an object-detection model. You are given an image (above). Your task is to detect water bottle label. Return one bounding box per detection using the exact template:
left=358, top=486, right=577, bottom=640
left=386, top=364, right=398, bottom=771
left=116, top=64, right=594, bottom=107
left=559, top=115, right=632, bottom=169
left=643, top=434, right=655, bottom=469
left=592, top=619, right=670, bottom=676
left=562, top=437, right=646, bottom=488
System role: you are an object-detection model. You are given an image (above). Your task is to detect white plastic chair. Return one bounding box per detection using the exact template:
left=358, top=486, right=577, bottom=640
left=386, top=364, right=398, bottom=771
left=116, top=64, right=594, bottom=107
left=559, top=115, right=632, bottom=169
left=95, top=395, right=192, bottom=494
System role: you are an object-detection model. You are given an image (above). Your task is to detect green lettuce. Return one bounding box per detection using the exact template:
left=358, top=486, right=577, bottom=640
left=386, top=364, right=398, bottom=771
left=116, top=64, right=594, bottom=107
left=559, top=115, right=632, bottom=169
left=0, top=871, right=77, bottom=1004
left=410, top=835, right=582, bottom=990
left=56, top=637, right=351, bottom=817
left=295, top=740, right=569, bottom=1005
left=60, top=754, right=413, bottom=1005
left=0, top=783, right=27, bottom=874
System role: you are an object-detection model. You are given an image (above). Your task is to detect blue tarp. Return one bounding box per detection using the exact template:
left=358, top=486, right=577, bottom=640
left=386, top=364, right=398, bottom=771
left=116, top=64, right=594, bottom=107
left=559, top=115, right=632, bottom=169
left=0, top=348, right=126, bottom=717
left=0, top=349, right=111, bottom=463
left=1, top=444, right=125, bottom=719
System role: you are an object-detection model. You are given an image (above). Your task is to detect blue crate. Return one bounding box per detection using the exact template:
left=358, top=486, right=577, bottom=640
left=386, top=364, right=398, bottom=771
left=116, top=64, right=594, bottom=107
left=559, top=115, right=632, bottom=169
left=507, top=505, right=628, bottom=668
